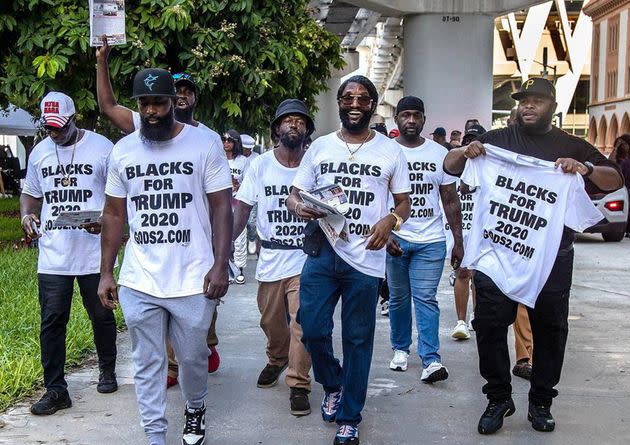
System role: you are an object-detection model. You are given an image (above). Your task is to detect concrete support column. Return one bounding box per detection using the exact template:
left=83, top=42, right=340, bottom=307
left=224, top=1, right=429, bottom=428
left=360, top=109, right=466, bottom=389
left=313, top=51, right=360, bottom=139
left=403, top=14, right=494, bottom=135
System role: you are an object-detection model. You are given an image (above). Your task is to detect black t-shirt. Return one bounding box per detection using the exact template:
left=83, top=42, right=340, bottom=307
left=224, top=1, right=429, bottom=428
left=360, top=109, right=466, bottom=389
left=477, top=125, right=617, bottom=185
left=473, top=125, right=620, bottom=292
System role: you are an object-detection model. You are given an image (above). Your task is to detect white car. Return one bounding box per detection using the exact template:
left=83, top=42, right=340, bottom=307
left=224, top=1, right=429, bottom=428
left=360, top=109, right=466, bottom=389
left=584, top=186, right=629, bottom=242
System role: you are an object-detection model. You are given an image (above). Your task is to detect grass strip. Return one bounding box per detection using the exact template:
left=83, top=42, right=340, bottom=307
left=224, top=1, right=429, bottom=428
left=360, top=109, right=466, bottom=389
left=0, top=248, right=124, bottom=412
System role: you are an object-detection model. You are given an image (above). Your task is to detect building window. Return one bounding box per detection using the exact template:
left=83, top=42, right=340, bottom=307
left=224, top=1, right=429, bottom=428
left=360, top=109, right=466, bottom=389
left=608, top=20, right=619, bottom=54
left=593, top=74, right=598, bottom=101
left=606, top=69, right=618, bottom=99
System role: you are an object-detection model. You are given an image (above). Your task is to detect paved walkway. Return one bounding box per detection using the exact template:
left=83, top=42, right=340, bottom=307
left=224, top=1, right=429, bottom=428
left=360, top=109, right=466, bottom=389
left=1, top=234, right=629, bottom=445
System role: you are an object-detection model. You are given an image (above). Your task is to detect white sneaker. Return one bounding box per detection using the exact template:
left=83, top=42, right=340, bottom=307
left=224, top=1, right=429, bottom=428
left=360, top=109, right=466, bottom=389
left=380, top=299, right=389, bottom=316
left=247, top=240, right=257, bottom=255
left=389, top=350, right=408, bottom=372
left=421, top=362, right=449, bottom=383
left=234, top=268, right=245, bottom=285
left=451, top=320, right=471, bottom=340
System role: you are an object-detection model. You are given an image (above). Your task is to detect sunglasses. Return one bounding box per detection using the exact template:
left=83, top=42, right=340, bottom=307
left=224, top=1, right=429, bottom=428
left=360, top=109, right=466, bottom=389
left=173, top=72, right=194, bottom=82
left=338, top=95, right=373, bottom=107
left=221, top=136, right=235, bottom=143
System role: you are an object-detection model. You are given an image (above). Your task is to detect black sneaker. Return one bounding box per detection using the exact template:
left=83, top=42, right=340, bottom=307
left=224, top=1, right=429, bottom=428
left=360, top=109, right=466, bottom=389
left=528, top=403, right=555, bottom=432
left=30, top=390, right=72, bottom=415
left=97, top=370, right=118, bottom=394
left=182, top=403, right=206, bottom=445
left=289, top=387, right=311, bottom=416
left=256, top=362, right=288, bottom=388
left=477, top=398, right=515, bottom=434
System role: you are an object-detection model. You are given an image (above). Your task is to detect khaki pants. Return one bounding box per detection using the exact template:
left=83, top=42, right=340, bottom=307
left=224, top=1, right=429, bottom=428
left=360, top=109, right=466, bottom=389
left=258, top=275, right=311, bottom=390
left=514, top=304, right=533, bottom=363
left=167, top=306, right=219, bottom=379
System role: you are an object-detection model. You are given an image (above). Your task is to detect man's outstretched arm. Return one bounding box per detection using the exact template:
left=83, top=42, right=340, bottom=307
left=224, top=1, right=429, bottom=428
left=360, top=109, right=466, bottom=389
left=96, top=36, right=135, bottom=134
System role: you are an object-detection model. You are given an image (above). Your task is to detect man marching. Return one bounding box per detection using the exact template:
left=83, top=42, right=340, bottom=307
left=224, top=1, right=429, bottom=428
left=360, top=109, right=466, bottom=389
left=233, top=99, right=314, bottom=416
left=21, top=92, right=118, bottom=415
left=98, top=68, right=232, bottom=445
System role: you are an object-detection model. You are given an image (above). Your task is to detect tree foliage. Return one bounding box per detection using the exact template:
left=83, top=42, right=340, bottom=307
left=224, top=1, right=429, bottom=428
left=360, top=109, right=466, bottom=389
left=0, top=0, right=344, bottom=136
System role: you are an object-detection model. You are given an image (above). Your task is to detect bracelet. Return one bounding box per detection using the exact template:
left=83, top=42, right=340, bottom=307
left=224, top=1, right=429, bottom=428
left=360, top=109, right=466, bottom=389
left=21, top=214, right=32, bottom=225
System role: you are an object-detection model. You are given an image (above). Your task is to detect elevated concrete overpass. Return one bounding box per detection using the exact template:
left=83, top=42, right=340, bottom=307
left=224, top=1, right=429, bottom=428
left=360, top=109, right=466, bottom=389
left=311, top=1, right=588, bottom=138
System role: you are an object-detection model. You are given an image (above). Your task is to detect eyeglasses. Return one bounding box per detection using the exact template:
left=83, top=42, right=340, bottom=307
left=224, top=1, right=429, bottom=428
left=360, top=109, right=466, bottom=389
left=338, top=95, right=373, bottom=107
left=221, top=136, right=235, bottom=143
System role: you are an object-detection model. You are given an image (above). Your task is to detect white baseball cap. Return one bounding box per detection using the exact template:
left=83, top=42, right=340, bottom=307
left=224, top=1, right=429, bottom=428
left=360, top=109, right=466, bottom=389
left=241, top=134, right=256, bottom=149
left=40, top=92, right=76, bottom=128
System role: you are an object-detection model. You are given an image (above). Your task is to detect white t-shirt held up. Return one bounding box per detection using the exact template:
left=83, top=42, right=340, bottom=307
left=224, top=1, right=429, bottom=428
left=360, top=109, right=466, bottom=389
left=236, top=151, right=306, bottom=282
left=394, top=139, right=456, bottom=244
left=106, top=125, right=232, bottom=298
left=293, top=131, right=411, bottom=278
left=460, top=144, right=603, bottom=307
left=23, top=131, right=112, bottom=275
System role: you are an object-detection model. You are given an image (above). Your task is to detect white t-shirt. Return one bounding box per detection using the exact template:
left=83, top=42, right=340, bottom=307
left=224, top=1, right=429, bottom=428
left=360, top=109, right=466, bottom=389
left=393, top=139, right=456, bottom=244
left=460, top=144, right=603, bottom=307
left=23, top=131, right=112, bottom=275
left=443, top=179, right=477, bottom=256
left=236, top=151, right=306, bottom=282
left=229, top=155, right=249, bottom=188
left=292, top=131, right=411, bottom=278
left=106, top=125, right=232, bottom=298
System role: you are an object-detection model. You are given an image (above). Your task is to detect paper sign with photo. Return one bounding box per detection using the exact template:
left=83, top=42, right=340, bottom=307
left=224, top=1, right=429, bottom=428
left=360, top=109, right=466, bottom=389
left=90, top=0, right=127, bottom=46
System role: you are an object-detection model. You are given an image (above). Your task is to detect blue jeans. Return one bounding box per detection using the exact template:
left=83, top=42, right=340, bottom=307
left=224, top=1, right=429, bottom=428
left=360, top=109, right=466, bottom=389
left=386, top=238, right=446, bottom=368
left=298, top=241, right=380, bottom=426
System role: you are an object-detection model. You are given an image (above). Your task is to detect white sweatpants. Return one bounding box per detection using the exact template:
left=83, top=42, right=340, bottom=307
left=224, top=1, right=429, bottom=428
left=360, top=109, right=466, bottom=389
left=234, top=228, right=247, bottom=269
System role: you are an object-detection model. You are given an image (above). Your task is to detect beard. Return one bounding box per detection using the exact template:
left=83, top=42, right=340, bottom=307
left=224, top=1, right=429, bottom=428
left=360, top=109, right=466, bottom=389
left=279, top=131, right=305, bottom=150
left=339, top=108, right=373, bottom=133
left=174, top=106, right=193, bottom=124
left=140, top=107, right=175, bottom=142
left=516, top=107, right=555, bottom=134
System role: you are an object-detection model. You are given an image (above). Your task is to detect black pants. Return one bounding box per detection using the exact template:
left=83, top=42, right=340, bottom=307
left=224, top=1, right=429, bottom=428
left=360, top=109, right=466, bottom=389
left=472, top=252, right=572, bottom=407
left=38, top=273, right=117, bottom=393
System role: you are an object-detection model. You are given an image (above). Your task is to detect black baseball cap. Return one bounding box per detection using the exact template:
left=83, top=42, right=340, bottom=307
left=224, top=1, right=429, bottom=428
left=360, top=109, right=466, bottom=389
left=511, top=78, right=556, bottom=101
left=395, top=96, right=425, bottom=115
left=431, top=127, right=446, bottom=137
left=173, top=72, right=197, bottom=93
left=271, top=99, right=315, bottom=137
left=465, top=124, right=486, bottom=137
left=132, top=68, right=176, bottom=99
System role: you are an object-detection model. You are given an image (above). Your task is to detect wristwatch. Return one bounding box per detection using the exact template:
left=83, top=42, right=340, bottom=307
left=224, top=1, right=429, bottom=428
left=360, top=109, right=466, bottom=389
left=390, top=211, right=403, bottom=231
left=583, top=161, right=594, bottom=177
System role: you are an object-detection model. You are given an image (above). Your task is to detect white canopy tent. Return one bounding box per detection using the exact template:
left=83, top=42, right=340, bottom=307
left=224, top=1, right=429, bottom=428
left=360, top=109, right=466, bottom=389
left=0, top=105, right=38, bottom=137
left=0, top=106, right=38, bottom=170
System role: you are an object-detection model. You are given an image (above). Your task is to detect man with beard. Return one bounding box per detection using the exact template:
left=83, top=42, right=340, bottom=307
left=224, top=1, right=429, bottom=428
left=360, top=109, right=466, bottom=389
left=98, top=68, right=233, bottom=445
left=386, top=96, right=464, bottom=382
left=96, top=37, right=210, bottom=133
left=287, top=75, right=411, bottom=445
left=95, top=37, right=223, bottom=383
left=20, top=92, right=118, bottom=415
left=232, top=99, right=314, bottom=416
left=444, top=78, right=623, bottom=435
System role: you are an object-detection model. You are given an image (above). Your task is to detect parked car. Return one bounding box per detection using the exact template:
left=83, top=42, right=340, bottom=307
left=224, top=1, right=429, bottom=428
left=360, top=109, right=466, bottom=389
left=584, top=186, right=629, bottom=242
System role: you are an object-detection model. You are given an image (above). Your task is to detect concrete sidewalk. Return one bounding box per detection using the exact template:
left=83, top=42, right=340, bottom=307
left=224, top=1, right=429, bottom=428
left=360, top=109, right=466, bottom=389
left=1, top=234, right=629, bottom=444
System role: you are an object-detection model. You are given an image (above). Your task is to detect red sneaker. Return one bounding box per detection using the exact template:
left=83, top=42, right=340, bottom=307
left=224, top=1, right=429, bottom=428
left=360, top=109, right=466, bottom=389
left=208, top=346, right=220, bottom=373
left=167, top=376, right=178, bottom=388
